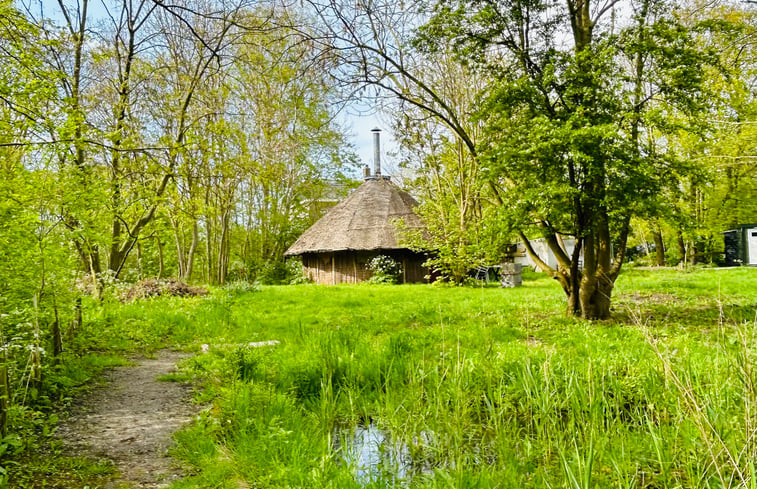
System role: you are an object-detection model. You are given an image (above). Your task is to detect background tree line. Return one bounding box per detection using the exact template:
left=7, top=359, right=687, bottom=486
left=0, top=0, right=356, bottom=441
left=2, top=0, right=357, bottom=289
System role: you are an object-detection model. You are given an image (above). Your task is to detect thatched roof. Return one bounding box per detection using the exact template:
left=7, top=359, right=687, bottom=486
left=285, top=178, right=425, bottom=256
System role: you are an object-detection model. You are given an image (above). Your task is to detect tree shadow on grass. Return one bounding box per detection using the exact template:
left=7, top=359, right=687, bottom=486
left=612, top=293, right=756, bottom=327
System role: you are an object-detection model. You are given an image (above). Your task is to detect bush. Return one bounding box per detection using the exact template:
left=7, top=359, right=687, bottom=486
left=285, top=259, right=311, bottom=285
left=367, top=255, right=402, bottom=284
left=254, top=259, right=310, bottom=285
left=221, top=280, right=260, bottom=296
left=256, top=261, right=290, bottom=285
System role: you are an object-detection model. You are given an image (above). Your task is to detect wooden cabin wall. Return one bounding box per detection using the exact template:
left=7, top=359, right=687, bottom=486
left=351, top=251, right=373, bottom=283
left=302, top=253, right=333, bottom=285
left=300, top=251, right=428, bottom=284
left=400, top=256, right=428, bottom=283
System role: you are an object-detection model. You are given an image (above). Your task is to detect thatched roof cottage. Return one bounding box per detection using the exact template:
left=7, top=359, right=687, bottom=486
left=284, top=129, right=428, bottom=284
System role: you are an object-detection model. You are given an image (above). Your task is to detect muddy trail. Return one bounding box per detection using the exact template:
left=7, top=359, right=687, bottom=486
left=52, top=350, right=200, bottom=488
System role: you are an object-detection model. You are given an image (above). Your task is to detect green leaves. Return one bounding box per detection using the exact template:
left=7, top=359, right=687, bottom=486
left=405, top=0, right=731, bottom=315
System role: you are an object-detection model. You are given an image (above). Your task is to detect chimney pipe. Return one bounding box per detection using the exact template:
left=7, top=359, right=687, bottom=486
left=371, top=127, right=381, bottom=176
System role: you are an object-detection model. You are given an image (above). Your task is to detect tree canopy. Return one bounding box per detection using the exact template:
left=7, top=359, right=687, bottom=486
left=304, top=0, right=749, bottom=318
left=417, top=0, right=720, bottom=318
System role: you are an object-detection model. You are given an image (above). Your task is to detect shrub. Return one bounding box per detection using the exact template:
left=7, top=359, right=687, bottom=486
left=367, top=255, right=402, bottom=284
left=221, top=280, right=260, bottom=296
left=253, top=259, right=311, bottom=285
left=256, top=261, right=290, bottom=285
left=285, top=259, right=311, bottom=285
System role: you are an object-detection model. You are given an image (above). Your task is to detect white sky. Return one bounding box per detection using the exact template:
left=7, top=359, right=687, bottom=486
left=344, top=111, right=398, bottom=177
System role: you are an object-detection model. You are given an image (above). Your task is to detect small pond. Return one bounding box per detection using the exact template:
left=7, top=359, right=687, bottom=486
left=334, top=423, right=429, bottom=486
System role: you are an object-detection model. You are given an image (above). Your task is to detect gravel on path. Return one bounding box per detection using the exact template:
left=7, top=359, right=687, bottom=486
left=55, top=350, right=200, bottom=488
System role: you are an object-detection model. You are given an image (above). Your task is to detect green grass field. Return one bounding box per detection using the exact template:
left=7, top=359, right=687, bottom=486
left=38, top=268, right=757, bottom=487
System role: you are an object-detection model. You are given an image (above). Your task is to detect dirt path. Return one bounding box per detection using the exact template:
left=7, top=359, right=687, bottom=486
left=55, top=350, right=200, bottom=488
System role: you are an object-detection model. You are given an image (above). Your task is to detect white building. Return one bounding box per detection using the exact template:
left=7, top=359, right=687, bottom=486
left=512, top=237, right=584, bottom=271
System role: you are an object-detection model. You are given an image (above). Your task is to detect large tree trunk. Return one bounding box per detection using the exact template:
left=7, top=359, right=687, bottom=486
left=520, top=213, right=628, bottom=320
left=217, top=209, right=230, bottom=284
left=578, top=219, right=613, bottom=320
left=579, top=273, right=614, bottom=320
left=688, top=239, right=697, bottom=265
left=676, top=229, right=686, bottom=265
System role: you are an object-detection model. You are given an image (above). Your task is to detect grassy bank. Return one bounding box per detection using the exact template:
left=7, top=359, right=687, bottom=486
left=16, top=268, right=757, bottom=488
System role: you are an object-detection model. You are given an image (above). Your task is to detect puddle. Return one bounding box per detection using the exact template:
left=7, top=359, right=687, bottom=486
left=335, top=423, right=419, bottom=486
left=334, top=423, right=500, bottom=485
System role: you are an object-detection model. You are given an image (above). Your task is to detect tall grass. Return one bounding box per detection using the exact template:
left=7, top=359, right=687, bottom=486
left=75, top=268, right=757, bottom=487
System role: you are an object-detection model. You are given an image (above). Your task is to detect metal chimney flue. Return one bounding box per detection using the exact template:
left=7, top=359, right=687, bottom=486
left=371, top=127, right=381, bottom=176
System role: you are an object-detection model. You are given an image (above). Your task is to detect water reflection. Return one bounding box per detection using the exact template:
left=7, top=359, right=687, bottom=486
left=336, top=423, right=414, bottom=486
